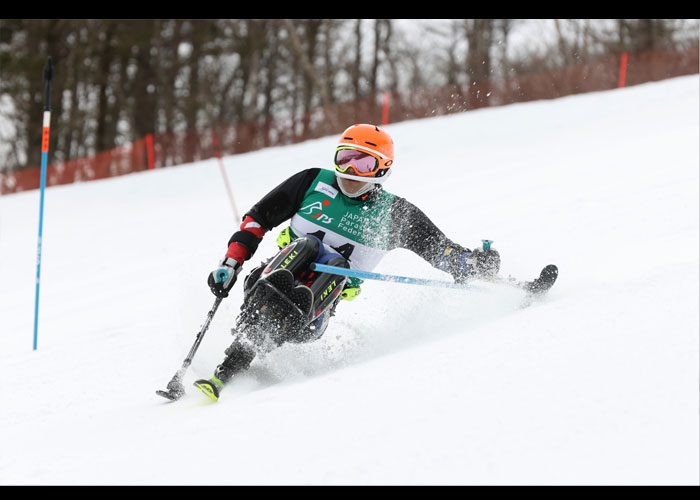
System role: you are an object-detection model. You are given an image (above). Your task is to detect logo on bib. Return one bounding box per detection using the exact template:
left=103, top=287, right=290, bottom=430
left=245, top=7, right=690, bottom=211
left=314, top=181, right=338, bottom=199
left=300, top=200, right=334, bottom=224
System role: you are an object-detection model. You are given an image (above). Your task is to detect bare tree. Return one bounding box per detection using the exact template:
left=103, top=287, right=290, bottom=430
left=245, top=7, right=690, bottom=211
left=1, top=19, right=697, bottom=173
left=464, top=19, right=496, bottom=109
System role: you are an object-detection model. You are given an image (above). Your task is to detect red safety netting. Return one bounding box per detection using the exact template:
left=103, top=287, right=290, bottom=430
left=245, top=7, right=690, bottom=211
left=2, top=47, right=697, bottom=195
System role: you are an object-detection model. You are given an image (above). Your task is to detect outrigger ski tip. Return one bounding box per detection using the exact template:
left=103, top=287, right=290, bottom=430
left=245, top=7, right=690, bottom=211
left=156, top=377, right=186, bottom=401
left=156, top=388, right=183, bottom=401
left=527, top=264, right=558, bottom=294
left=515, top=264, right=558, bottom=307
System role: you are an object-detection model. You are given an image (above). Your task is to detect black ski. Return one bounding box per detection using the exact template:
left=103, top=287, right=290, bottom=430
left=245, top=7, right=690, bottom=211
left=490, top=264, right=558, bottom=306
left=495, top=264, right=557, bottom=292
left=526, top=264, right=558, bottom=294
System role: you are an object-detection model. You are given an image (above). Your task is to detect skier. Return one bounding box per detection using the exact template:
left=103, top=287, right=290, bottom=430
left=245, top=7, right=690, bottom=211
left=194, top=123, right=501, bottom=400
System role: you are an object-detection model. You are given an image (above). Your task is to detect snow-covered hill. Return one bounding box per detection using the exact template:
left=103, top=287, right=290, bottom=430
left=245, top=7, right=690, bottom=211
left=0, top=75, right=698, bottom=485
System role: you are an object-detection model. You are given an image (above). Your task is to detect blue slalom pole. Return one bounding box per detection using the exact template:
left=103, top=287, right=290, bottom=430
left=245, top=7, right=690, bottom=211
left=309, top=263, right=484, bottom=291
left=33, top=57, right=53, bottom=351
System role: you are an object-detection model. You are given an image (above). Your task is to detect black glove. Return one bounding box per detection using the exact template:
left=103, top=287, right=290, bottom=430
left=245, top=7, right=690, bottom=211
left=437, top=244, right=501, bottom=283
left=468, top=246, right=501, bottom=279
left=207, top=258, right=242, bottom=297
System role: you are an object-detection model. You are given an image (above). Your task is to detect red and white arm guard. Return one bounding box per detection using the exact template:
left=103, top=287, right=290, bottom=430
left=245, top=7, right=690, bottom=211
left=225, top=215, right=266, bottom=265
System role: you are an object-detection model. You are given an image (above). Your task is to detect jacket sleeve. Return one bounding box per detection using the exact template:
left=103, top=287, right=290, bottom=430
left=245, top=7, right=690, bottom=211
left=225, top=168, right=320, bottom=263
left=387, top=196, right=469, bottom=267
left=244, top=168, right=320, bottom=231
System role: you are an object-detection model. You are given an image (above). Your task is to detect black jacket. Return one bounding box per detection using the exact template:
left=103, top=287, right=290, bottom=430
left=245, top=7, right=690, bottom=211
left=230, top=168, right=468, bottom=273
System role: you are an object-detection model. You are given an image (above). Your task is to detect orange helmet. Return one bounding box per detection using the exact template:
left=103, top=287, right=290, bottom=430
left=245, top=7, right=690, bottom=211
left=335, top=124, right=394, bottom=181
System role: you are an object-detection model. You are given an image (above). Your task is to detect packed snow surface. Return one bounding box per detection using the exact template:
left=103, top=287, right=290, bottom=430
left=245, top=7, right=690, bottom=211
left=0, top=76, right=698, bottom=485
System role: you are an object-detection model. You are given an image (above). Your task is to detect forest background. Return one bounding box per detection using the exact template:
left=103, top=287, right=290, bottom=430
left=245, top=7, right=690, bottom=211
left=1, top=19, right=698, bottom=174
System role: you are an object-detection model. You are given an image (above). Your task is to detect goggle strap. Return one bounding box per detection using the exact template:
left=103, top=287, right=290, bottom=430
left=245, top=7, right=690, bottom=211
left=336, top=143, right=387, bottom=159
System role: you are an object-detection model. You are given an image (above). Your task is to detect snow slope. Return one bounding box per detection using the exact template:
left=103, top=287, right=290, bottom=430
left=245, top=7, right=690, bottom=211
left=0, top=76, right=698, bottom=486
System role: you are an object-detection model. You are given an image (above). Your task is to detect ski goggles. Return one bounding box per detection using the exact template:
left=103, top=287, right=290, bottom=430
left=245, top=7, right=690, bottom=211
left=334, top=147, right=382, bottom=177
